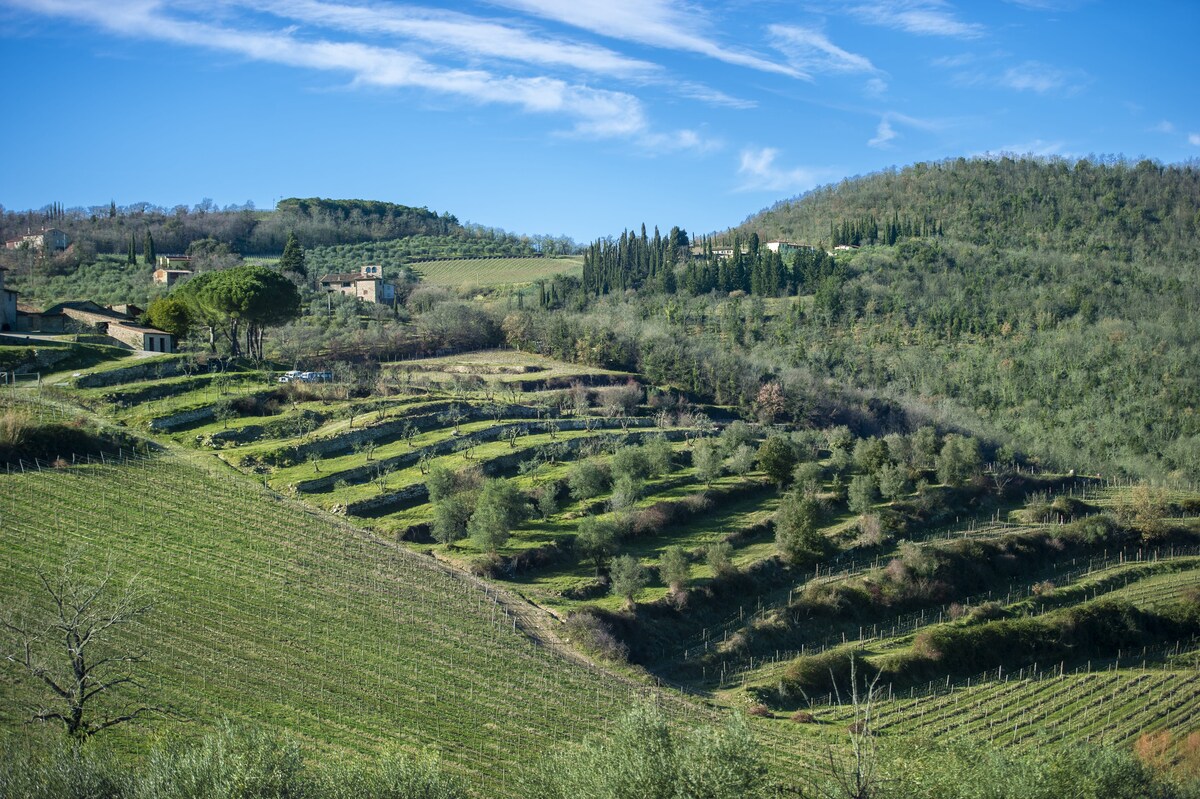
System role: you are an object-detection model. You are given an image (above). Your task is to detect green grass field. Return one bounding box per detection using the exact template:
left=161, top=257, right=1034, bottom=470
left=0, top=452, right=720, bottom=794
left=408, top=256, right=582, bottom=285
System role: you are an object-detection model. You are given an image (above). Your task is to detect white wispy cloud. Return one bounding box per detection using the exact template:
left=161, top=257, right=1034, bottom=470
left=847, top=1, right=983, bottom=38
left=951, top=59, right=1085, bottom=95
left=636, top=128, right=723, bottom=155
left=1149, top=121, right=1175, bottom=134
left=930, top=52, right=976, bottom=68
left=735, top=147, right=827, bottom=193
left=7, top=0, right=710, bottom=145
left=768, top=24, right=879, bottom=79
left=239, top=0, right=658, bottom=79
left=490, top=0, right=800, bottom=78
left=1000, top=60, right=1077, bottom=93
left=672, top=82, right=757, bottom=110
left=1190, top=133, right=1200, bottom=147
left=1004, top=0, right=1087, bottom=10
left=868, top=118, right=897, bottom=148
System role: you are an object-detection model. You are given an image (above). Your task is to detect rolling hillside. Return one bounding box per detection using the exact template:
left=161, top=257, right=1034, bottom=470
left=4, top=344, right=1195, bottom=789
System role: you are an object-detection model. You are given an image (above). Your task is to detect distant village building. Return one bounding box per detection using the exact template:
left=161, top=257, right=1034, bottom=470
left=38, top=300, right=173, bottom=352
left=0, top=268, right=17, bottom=332
left=153, top=268, right=193, bottom=287
left=765, top=241, right=817, bottom=254
left=317, top=264, right=395, bottom=304
left=154, top=255, right=193, bottom=287
left=156, top=254, right=192, bottom=269
left=832, top=244, right=860, bottom=252
left=4, top=228, right=70, bottom=252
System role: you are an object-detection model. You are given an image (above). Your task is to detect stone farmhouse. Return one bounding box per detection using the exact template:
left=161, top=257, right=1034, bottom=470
left=4, top=227, right=70, bottom=252
left=317, top=264, right=395, bottom=304
left=31, top=301, right=174, bottom=352
left=154, top=255, right=194, bottom=286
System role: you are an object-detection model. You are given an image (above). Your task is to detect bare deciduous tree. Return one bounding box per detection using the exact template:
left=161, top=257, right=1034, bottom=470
left=2, top=554, right=156, bottom=739
left=806, top=655, right=886, bottom=799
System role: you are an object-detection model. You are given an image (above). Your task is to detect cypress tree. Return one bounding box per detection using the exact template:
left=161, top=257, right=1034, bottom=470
left=127, top=233, right=136, bottom=265
left=143, top=231, right=155, bottom=265
left=279, top=231, right=306, bottom=277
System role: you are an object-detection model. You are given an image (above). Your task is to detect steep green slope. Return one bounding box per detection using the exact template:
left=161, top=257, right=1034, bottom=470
left=741, top=157, right=1200, bottom=265
left=0, top=452, right=709, bottom=795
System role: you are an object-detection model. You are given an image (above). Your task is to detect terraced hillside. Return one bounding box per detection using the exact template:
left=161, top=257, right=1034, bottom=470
left=7, top=346, right=1199, bottom=779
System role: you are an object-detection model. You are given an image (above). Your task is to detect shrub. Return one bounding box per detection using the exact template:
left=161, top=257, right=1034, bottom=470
left=609, top=555, right=649, bottom=610
left=848, top=474, right=879, bottom=514
left=746, top=704, right=772, bottom=718
left=567, top=458, right=610, bottom=501
left=706, top=541, right=737, bottom=577
left=789, top=710, right=815, bottom=724
left=782, top=649, right=854, bottom=696
left=564, top=611, right=629, bottom=662
left=775, top=492, right=826, bottom=564
left=522, top=705, right=766, bottom=799
left=757, top=435, right=797, bottom=487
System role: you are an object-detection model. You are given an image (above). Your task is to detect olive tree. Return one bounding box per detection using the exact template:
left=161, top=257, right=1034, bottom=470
left=609, top=555, right=649, bottom=610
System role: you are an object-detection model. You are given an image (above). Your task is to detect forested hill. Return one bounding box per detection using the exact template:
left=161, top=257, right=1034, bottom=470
left=521, top=157, right=1200, bottom=481
left=740, top=157, right=1200, bottom=266
left=0, top=196, right=547, bottom=258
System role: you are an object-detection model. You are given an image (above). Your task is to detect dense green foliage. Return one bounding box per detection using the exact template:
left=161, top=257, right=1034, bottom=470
left=0, top=725, right=467, bottom=799
left=522, top=705, right=767, bottom=799
left=505, top=157, right=1200, bottom=481
left=744, top=156, right=1200, bottom=259
left=175, top=264, right=301, bottom=358
left=877, top=738, right=1195, bottom=799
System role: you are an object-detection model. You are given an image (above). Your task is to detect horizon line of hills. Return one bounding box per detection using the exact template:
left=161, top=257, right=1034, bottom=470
left=3, top=154, right=1196, bottom=259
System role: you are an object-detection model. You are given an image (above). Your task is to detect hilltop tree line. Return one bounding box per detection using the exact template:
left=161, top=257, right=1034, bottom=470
left=0, top=197, right=464, bottom=258
left=747, top=155, right=1200, bottom=264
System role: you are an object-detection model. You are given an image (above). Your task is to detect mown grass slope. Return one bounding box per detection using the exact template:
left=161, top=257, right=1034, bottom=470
left=410, top=256, right=582, bottom=286
left=0, top=451, right=713, bottom=795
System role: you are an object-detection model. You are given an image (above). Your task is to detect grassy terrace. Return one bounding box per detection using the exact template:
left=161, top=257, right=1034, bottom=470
left=707, top=546, right=1200, bottom=713
left=409, top=256, right=583, bottom=286
left=383, top=349, right=637, bottom=389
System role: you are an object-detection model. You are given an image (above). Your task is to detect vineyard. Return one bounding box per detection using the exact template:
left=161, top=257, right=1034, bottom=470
left=0, top=451, right=731, bottom=794
left=4, top=346, right=1200, bottom=783
left=408, top=256, right=584, bottom=286
left=301, top=235, right=546, bottom=278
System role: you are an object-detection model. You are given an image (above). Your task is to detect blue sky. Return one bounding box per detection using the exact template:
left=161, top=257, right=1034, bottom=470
left=2, top=0, right=1198, bottom=241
